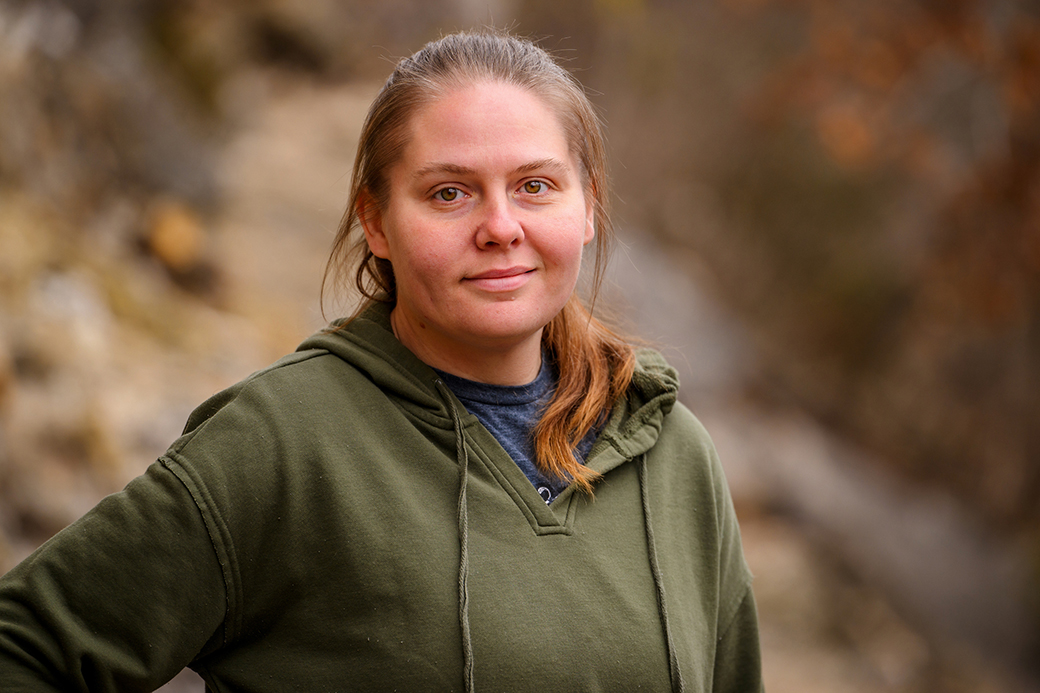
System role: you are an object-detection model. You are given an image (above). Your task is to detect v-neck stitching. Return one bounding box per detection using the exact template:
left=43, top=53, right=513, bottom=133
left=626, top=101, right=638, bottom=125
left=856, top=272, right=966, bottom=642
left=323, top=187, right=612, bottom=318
left=462, top=419, right=577, bottom=535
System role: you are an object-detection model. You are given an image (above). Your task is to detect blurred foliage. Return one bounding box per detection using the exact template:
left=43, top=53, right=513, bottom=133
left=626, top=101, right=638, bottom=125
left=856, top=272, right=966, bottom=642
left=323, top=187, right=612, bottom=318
left=513, top=0, right=1040, bottom=534
left=723, top=0, right=1040, bottom=532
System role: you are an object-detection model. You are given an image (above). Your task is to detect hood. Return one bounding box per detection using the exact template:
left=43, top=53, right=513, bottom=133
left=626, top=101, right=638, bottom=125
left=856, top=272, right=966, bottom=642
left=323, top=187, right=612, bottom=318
left=585, top=347, right=680, bottom=479
left=298, top=301, right=681, bottom=465
left=297, top=301, right=450, bottom=416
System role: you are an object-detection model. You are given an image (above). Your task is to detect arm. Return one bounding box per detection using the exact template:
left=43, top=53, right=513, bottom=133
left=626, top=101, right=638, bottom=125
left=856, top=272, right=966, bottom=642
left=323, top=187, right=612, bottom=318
left=0, top=461, right=227, bottom=692
left=713, top=586, right=765, bottom=693
left=705, top=421, right=765, bottom=693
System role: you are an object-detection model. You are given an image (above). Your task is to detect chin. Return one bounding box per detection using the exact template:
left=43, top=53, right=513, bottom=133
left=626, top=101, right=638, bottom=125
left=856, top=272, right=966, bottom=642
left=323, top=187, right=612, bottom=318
left=466, top=309, right=555, bottom=339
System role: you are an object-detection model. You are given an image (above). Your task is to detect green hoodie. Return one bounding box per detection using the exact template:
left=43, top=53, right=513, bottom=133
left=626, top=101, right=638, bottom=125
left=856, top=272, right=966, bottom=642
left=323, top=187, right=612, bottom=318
left=0, top=302, right=762, bottom=692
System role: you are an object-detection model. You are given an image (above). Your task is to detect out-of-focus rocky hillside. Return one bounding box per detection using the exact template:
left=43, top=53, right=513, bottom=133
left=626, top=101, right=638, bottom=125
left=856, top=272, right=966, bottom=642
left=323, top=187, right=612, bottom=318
left=0, top=0, right=458, bottom=559
left=1, top=1, right=1038, bottom=691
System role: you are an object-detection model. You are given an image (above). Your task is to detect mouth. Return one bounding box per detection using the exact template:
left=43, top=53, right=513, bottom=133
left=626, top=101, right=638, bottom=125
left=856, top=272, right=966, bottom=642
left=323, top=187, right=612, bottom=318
left=464, top=266, right=535, bottom=292
left=467, top=266, right=534, bottom=280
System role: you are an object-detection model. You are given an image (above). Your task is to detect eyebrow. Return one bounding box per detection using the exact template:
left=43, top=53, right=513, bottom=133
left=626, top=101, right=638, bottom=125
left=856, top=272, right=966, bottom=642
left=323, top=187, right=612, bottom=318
left=412, top=163, right=475, bottom=180
left=411, top=158, right=570, bottom=181
left=513, top=158, right=569, bottom=176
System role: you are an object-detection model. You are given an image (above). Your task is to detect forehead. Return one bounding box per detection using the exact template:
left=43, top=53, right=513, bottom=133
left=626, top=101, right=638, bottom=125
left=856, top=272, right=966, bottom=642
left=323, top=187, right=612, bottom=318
left=396, top=81, right=577, bottom=175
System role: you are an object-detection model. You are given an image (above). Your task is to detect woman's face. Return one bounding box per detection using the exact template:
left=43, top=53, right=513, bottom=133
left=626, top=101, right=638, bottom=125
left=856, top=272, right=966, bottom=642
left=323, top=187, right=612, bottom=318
left=361, top=80, right=594, bottom=381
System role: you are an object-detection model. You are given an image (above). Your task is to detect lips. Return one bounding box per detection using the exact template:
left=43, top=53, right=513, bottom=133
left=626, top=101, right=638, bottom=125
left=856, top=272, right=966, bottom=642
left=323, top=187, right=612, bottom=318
left=469, top=266, right=533, bottom=280
left=464, top=266, right=534, bottom=292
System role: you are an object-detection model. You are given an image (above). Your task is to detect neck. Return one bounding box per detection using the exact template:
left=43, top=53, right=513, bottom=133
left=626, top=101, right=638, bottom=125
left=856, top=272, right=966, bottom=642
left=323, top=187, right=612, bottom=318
left=390, top=308, right=542, bottom=385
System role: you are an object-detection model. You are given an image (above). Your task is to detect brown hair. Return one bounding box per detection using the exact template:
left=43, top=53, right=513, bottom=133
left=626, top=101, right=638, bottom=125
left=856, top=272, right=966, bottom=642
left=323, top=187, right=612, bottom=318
left=322, top=30, right=635, bottom=494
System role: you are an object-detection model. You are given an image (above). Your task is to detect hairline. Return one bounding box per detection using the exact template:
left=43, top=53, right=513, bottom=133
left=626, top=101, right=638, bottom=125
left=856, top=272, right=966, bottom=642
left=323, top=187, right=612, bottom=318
left=381, top=78, right=594, bottom=197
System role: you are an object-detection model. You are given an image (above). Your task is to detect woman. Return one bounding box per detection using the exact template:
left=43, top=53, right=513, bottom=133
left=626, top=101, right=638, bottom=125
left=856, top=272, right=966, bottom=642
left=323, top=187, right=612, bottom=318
left=0, top=31, right=762, bottom=692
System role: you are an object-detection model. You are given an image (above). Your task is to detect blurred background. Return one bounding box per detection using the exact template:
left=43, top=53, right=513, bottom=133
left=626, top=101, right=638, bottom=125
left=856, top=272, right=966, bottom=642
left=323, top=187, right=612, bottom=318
left=1, top=0, right=1038, bottom=690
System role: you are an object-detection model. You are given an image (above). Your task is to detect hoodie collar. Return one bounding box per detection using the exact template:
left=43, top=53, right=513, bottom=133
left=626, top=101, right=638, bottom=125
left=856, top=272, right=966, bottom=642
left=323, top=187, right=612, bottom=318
left=298, top=301, right=449, bottom=416
left=584, top=349, right=679, bottom=478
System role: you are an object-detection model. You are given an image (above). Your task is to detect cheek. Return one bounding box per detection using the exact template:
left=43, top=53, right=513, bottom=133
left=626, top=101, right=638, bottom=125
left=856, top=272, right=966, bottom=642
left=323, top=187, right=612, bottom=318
left=545, top=211, right=593, bottom=267
left=382, top=210, right=452, bottom=282
left=393, top=238, right=459, bottom=292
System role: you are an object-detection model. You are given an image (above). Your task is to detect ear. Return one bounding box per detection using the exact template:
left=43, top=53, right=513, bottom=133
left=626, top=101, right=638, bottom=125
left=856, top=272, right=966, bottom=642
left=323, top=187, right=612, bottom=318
left=358, top=190, right=391, bottom=260
left=583, top=193, right=596, bottom=246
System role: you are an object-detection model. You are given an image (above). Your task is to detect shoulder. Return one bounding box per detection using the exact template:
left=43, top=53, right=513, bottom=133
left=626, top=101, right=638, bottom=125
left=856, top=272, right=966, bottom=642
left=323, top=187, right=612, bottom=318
left=650, top=401, right=726, bottom=488
left=159, top=346, right=386, bottom=506
left=659, top=401, right=717, bottom=460
left=629, top=360, right=734, bottom=523
left=645, top=401, right=754, bottom=589
left=178, top=347, right=357, bottom=438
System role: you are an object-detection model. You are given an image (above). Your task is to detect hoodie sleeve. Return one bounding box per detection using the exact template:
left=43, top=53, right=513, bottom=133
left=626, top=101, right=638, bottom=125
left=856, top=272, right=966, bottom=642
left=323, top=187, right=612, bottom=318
left=709, top=443, right=765, bottom=693
left=713, top=585, right=765, bottom=693
left=0, top=460, right=227, bottom=692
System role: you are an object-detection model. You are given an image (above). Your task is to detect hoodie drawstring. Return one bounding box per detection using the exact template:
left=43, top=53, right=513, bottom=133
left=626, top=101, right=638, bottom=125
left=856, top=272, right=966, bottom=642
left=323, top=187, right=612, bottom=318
left=639, top=454, right=686, bottom=693
left=436, top=380, right=475, bottom=693
left=437, top=381, right=683, bottom=693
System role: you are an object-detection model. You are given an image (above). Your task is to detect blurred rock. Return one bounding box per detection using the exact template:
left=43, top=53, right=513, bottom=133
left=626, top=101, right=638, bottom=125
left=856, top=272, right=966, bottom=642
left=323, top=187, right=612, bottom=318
left=147, top=199, right=207, bottom=273
left=144, top=198, right=222, bottom=295
left=710, top=404, right=1037, bottom=671
left=0, top=0, right=217, bottom=221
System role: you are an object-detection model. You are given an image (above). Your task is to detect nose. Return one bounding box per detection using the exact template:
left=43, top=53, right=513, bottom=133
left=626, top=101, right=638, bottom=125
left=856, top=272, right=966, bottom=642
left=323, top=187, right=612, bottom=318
left=475, top=193, right=524, bottom=249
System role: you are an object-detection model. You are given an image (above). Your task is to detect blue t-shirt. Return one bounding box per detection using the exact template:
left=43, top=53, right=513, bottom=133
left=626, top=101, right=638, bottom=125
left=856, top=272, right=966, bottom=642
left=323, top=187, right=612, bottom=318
left=435, top=361, right=596, bottom=504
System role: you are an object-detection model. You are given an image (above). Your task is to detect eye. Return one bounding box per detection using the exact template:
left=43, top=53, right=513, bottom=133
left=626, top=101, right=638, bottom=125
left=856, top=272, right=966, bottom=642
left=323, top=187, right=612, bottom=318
left=521, top=180, right=546, bottom=194
left=434, top=187, right=461, bottom=202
